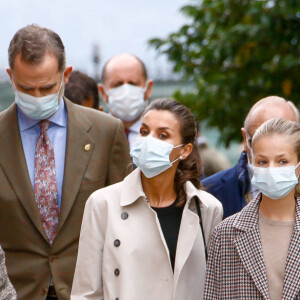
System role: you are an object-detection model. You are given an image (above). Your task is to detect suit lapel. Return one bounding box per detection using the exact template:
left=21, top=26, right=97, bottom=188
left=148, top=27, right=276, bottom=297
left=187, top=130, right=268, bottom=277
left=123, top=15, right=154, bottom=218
left=0, top=104, right=48, bottom=242
left=282, top=198, right=300, bottom=299
left=57, top=100, right=94, bottom=232
left=233, top=196, right=270, bottom=300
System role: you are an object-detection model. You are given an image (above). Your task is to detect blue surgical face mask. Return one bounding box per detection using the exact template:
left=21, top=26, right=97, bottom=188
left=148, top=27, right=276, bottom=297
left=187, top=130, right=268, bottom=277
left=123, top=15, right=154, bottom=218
left=13, top=76, right=64, bottom=120
left=130, top=136, right=184, bottom=178
left=251, top=163, right=300, bottom=200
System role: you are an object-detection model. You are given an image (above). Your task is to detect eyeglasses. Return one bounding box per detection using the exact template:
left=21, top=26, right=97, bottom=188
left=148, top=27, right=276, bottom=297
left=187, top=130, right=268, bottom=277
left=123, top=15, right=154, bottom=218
left=246, top=131, right=252, bottom=149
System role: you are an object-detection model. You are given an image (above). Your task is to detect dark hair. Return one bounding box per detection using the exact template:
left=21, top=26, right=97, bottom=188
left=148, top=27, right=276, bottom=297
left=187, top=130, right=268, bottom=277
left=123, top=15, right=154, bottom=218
left=8, top=24, right=66, bottom=71
left=65, top=71, right=99, bottom=109
left=101, top=54, right=147, bottom=83
left=143, top=98, right=202, bottom=207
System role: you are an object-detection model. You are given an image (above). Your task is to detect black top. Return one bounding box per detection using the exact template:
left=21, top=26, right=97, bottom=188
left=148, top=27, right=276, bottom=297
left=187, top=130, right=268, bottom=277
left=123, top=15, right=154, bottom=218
left=152, top=200, right=184, bottom=271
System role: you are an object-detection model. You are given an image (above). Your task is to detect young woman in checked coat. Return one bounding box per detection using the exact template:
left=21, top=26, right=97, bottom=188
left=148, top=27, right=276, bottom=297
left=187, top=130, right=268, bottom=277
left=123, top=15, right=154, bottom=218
left=204, top=118, right=300, bottom=300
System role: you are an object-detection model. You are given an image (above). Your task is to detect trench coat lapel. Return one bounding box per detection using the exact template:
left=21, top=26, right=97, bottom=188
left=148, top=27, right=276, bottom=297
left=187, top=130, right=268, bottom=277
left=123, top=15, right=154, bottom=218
left=282, top=197, right=300, bottom=299
left=233, top=196, right=270, bottom=300
left=173, top=198, right=199, bottom=286
left=0, top=104, right=48, bottom=242
left=57, top=99, right=95, bottom=232
left=121, top=169, right=173, bottom=268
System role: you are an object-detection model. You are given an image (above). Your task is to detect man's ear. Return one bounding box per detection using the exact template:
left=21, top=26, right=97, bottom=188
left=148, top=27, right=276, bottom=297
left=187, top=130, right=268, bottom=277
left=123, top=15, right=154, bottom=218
left=6, top=68, right=12, bottom=81
left=144, top=80, right=153, bottom=101
left=63, top=66, right=72, bottom=84
left=98, top=84, right=109, bottom=103
left=241, top=128, right=248, bottom=153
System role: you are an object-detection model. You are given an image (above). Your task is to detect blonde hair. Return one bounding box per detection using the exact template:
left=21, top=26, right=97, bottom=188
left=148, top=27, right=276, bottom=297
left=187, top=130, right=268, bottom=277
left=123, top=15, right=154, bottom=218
left=252, top=118, right=300, bottom=196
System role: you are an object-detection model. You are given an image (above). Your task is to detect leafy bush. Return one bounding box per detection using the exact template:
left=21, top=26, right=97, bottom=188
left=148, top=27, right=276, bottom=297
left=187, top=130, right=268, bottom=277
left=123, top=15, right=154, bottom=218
left=149, top=0, right=300, bottom=146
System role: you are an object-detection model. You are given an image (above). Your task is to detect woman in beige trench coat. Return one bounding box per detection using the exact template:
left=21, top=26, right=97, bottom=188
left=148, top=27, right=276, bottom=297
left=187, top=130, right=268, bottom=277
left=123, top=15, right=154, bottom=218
left=71, top=99, right=223, bottom=300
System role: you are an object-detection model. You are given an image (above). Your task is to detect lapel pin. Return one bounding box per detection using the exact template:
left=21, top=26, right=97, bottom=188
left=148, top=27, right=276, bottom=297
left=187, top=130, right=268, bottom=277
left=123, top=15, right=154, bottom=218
left=84, top=144, right=91, bottom=151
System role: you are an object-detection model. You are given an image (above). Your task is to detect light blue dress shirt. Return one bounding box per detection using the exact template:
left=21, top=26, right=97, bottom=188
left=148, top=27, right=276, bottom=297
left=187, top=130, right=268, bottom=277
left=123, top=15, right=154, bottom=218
left=17, top=100, right=67, bottom=210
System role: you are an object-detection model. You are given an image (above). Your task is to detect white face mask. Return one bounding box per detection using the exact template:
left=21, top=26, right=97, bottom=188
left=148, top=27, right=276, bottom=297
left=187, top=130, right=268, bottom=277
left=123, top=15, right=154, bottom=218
left=13, top=76, right=64, bottom=120
left=251, top=163, right=300, bottom=200
left=106, top=83, right=147, bottom=122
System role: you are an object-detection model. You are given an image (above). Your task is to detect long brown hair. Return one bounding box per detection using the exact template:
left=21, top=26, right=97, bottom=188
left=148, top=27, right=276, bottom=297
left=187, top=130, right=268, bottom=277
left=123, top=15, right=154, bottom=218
left=143, top=98, right=203, bottom=206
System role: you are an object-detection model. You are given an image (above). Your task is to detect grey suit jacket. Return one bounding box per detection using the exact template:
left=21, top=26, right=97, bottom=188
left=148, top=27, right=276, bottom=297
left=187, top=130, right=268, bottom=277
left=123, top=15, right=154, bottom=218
left=204, top=194, right=300, bottom=299
left=0, top=99, right=132, bottom=300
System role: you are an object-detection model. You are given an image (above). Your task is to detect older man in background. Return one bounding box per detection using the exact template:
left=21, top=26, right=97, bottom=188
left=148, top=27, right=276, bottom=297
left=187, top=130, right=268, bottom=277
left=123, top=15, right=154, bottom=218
left=98, top=53, right=153, bottom=148
left=202, top=96, right=299, bottom=219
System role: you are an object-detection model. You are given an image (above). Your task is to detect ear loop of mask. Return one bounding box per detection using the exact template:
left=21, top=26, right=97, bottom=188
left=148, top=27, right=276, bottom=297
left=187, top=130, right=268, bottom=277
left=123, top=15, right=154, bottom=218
left=170, top=144, right=184, bottom=164
left=250, top=148, right=254, bottom=163
left=295, top=162, right=300, bottom=179
left=143, top=81, right=149, bottom=93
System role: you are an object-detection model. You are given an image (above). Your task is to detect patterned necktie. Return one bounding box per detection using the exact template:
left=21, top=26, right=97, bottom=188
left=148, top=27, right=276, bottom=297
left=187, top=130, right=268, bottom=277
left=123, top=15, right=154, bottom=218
left=34, top=120, right=59, bottom=245
left=124, top=128, right=130, bottom=139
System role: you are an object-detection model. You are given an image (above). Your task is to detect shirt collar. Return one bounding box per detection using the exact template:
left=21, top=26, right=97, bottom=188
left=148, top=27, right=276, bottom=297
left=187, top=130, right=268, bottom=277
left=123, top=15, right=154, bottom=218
left=129, top=117, right=142, bottom=134
left=49, top=99, right=67, bottom=127
left=17, top=99, right=67, bottom=132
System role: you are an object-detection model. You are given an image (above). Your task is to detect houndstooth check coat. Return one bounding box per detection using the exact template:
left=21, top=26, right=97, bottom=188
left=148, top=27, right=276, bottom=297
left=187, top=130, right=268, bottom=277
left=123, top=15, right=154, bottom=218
left=204, top=194, right=300, bottom=300
left=0, top=246, right=16, bottom=300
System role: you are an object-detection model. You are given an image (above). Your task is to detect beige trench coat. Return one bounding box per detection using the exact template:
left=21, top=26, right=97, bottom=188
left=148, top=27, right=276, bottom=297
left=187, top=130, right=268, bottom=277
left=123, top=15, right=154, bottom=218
left=71, top=168, right=223, bottom=300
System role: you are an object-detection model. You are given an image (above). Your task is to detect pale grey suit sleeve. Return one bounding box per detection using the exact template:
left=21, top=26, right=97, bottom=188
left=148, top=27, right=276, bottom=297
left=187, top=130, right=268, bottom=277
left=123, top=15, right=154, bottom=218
left=0, top=246, right=16, bottom=300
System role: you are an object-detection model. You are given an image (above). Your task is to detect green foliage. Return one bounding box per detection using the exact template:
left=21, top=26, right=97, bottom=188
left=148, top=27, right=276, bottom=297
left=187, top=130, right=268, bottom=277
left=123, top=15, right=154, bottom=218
left=149, top=0, right=300, bottom=146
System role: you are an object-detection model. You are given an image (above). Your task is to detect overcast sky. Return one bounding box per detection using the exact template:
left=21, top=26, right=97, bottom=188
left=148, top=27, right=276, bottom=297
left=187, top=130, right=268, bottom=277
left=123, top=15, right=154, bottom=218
left=0, top=0, right=190, bottom=82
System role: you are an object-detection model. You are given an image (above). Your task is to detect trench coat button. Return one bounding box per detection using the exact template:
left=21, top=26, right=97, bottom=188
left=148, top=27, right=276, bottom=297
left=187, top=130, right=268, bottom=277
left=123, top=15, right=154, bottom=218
left=121, top=212, right=128, bottom=220
left=49, top=256, right=56, bottom=263
left=84, top=144, right=91, bottom=151
left=114, top=239, right=121, bottom=247
left=41, top=287, right=48, bottom=296
left=114, top=268, right=120, bottom=276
